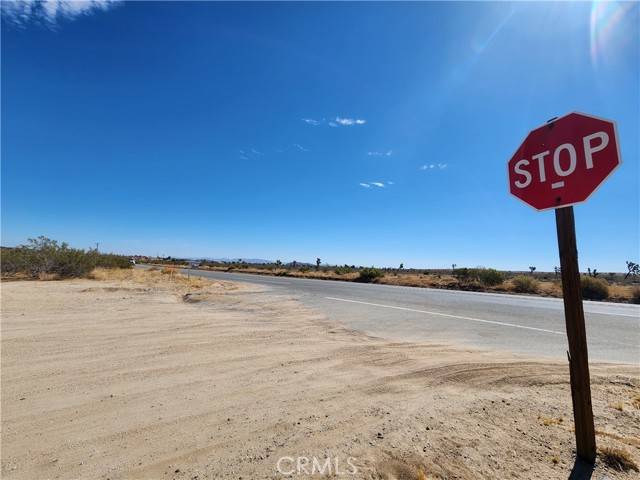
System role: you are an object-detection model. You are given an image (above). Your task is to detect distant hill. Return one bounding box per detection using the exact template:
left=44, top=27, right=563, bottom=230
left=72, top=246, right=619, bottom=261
left=193, top=257, right=273, bottom=264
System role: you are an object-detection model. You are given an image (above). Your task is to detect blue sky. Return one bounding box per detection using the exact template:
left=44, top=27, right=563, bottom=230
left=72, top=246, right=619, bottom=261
left=2, top=1, right=638, bottom=271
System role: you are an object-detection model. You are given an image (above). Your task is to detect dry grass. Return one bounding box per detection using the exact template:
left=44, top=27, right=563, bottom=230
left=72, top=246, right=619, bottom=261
left=90, top=267, right=222, bottom=295
left=595, top=429, right=640, bottom=448
left=375, top=457, right=430, bottom=480
left=377, top=273, right=458, bottom=289
left=610, top=402, right=624, bottom=412
left=538, top=416, right=564, bottom=426
left=598, top=447, right=639, bottom=472
left=609, top=284, right=638, bottom=302
left=632, top=394, right=640, bottom=410
left=538, top=280, right=563, bottom=297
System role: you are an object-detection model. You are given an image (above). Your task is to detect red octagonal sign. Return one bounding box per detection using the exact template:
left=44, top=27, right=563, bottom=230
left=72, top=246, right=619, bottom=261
left=508, top=112, right=621, bottom=211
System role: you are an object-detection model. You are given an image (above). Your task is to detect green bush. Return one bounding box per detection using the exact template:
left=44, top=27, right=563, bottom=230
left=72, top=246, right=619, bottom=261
left=581, top=276, right=609, bottom=301
left=454, top=267, right=504, bottom=286
left=299, top=266, right=310, bottom=273
left=453, top=267, right=471, bottom=281
left=334, top=265, right=354, bottom=275
left=511, top=275, right=539, bottom=293
left=94, top=252, right=132, bottom=269
left=357, top=267, right=384, bottom=283
left=1, top=236, right=131, bottom=279
left=474, top=268, right=504, bottom=286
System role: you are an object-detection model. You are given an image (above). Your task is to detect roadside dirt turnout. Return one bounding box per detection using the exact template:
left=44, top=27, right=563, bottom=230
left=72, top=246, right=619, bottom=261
left=2, top=270, right=639, bottom=479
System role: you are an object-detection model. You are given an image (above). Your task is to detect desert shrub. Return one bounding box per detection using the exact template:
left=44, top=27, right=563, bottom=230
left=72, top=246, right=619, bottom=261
left=357, top=267, right=384, bottom=283
left=474, top=268, right=504, bottom=286
left=453, top=267, right=471, bottom=282
left=511, top=275, right=539, bottom=293
left=299, top=266, right=310, bottom=273
left=94, top=252, right=132, bottom=269
left=581, top=276, right=609, bottom=300
left=631, top=287, right=640, bottom=305
left=334, top=265, right=353, bottom=275
left=1, top=247, right=28, bottom=274
left=599, top=447, right=638, bottom=472
left=1, top=236, right=131, bottom=279
left=454, top=267, right=503, bottom=286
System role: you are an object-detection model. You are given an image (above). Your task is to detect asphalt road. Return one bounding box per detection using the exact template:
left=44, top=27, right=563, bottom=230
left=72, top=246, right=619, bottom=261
left=176, top=268, right=639, bottom=364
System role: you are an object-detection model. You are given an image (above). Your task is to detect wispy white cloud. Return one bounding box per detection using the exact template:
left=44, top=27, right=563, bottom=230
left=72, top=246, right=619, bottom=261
left=1, top=0, right=119, bottom=27
left=276, top=144, right=310, bottom=153
left=239, top=148, right=263, bottom=160
left=302, top=116, right=366, bottom=128
left=360, top=181, right=389, bottom=189
left=419, top=163, right=448, bottom=171
left=292, top=143, right=309, bottom=152
left=335, top=116, right=366, bottom=126
left=367, top=150, right=393, bottom=157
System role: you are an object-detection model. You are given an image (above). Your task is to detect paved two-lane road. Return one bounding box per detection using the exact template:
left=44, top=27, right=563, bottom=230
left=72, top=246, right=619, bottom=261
left=171, top=268, right=639, bottom=364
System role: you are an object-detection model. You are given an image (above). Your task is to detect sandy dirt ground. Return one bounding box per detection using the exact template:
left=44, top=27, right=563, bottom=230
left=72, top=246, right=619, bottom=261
left=1, top=270, right=639, bottom=480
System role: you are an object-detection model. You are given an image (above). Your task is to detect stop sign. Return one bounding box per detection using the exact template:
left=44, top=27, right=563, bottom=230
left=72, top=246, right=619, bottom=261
left=508, top=112, right=621, bottom=210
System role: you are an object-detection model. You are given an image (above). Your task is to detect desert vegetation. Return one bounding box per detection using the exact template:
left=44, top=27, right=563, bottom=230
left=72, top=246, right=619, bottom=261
left=454, top=267, right=504, bottom=287
left=580, top=276, right=610, bottom=301
left=511, top=275, right=540, bottom=293
left=137, top=257, right=640, bottom=303
left=357, top=267, right=384, bottom=283
left=1, top=236, right=131, bottom=280
left=598, top=446, right=639, bottom=473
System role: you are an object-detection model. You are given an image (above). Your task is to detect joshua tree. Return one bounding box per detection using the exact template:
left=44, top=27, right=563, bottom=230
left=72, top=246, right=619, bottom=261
left=587, top=267, right=599, bottom=278
left=399, top=263, right=404, bottom=270
left=451, top=263, right=457, bottom=273
left=275, top=259, right=282, bottom=267
left=529, top=266, right=536, bottom=275
left=292, top=260, right=298, bottom=269
left=554, top=266, right=560, bottom=278
left=625, top=261, right=639, bottom=279
left=316, top=257, right=321, bottom=271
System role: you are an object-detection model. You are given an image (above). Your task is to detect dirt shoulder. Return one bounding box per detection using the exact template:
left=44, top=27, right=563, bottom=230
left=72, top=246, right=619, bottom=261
left=1, top=270, right=639, bottom=479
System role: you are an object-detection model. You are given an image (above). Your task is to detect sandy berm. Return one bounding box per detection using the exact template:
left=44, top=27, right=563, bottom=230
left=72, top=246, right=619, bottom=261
left=1, top=268, right=638, bottom=479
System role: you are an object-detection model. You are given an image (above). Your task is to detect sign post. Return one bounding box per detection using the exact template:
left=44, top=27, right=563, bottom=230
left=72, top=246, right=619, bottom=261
left=555, top=205, right=595, bottom=462
left=507, top=112, right=622, bottom=464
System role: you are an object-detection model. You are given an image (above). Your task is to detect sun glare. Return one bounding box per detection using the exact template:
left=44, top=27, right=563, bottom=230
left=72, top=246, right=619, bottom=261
left=590, top=0, right=637, bottom=68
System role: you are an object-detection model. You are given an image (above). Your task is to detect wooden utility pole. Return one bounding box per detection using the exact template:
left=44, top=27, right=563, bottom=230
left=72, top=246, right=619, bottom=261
left=555, top=206, right=596, bottom=463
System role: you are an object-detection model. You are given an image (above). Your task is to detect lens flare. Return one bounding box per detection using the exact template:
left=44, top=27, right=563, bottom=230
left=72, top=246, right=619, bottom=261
left=590, top=0, right=635, bottom=67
